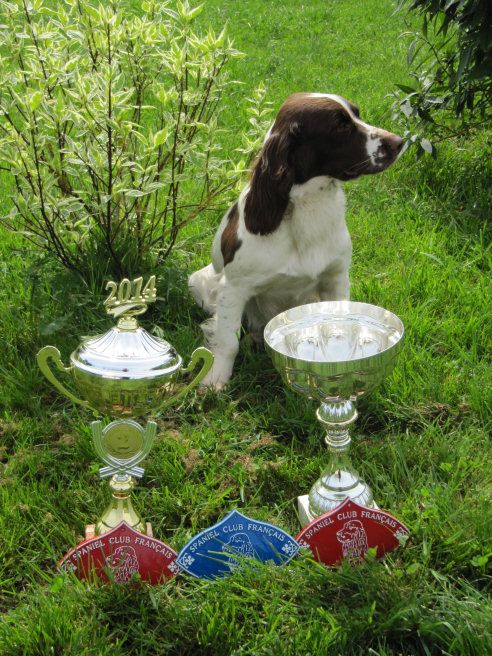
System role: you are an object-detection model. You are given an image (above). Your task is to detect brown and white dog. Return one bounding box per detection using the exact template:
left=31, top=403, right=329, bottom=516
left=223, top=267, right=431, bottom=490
left=189, top=93, right=403, bottom=388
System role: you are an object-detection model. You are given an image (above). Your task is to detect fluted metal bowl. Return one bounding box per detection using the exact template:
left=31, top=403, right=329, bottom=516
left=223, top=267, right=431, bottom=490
left=70, top=322, right=183, bottom=416
left=264, top=301, right=404, bottom=402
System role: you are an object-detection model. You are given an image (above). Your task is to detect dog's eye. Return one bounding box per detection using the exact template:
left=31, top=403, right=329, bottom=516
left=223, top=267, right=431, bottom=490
left=349, top=104, right=360, bottom=118
left=336, top=110, right=354, bottom=130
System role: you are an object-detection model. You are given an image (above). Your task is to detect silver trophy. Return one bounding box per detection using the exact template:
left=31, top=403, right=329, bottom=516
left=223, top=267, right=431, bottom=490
left=264, top=301, right=404, bottom=525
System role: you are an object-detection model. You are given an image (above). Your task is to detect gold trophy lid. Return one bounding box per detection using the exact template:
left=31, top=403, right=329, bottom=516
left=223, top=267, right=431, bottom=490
left=70, top=276, right=182, bottom=381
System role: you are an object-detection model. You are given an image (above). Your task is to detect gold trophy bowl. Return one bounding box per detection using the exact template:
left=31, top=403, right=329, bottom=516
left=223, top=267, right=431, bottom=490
left=37, top=276, right=213, bottom=418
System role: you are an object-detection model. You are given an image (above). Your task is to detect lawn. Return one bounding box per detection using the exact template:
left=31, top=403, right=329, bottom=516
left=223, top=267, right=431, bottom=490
left=0, top=0, right=491, bottom=654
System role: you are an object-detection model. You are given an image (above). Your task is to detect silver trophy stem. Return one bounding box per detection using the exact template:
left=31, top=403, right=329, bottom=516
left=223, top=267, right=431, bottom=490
left=298, top=400, right=375, bottom=524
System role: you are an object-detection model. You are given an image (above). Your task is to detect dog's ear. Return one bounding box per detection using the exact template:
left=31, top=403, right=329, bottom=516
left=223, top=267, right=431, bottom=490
left=244, top=126, right=296, bottom=235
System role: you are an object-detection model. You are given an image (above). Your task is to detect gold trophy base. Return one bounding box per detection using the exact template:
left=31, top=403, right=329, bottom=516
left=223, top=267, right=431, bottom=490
left=91, top=474, right=149, bottom=537
left=85, top=523, right=153, bottom=540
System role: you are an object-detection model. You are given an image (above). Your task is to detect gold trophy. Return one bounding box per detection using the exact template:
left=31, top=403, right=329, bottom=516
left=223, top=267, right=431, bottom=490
left=37, top=275, right=213, bottom=535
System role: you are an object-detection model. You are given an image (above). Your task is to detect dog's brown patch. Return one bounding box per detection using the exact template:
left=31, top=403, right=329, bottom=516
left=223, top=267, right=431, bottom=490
left=221, top=201, right=242, bottom=266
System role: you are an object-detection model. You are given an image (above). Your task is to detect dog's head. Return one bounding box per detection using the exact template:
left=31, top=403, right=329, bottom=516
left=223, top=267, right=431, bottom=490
left=245, top=93, right=403, bottom=234
left=336, top=520, right=366, bottom=543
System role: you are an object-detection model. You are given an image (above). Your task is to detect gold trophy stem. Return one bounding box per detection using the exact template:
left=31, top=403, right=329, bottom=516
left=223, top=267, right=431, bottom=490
left=95, top=474, right=146, bottom=535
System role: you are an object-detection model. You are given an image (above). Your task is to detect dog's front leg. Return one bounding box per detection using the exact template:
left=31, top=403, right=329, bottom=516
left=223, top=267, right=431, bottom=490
left=318, top=266, right=350, bottom=302
left=200, top=279, right=250, bottom=389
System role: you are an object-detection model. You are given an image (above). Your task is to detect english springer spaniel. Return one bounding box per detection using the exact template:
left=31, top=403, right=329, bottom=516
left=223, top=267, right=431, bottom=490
left=189, top=93, right=403, bottom=388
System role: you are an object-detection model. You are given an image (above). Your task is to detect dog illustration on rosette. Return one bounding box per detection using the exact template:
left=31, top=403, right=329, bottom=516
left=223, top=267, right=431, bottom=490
left=107, top=545, right=140, bottom=583
left=189, top=93, right=403, bottom=389
left=224, top=533, right=256, bottom=570
left=336, top=520, right=369, bottom=560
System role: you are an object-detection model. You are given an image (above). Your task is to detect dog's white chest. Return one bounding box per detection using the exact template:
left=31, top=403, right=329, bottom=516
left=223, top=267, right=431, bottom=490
left=279, top=178, right=350, bottom=279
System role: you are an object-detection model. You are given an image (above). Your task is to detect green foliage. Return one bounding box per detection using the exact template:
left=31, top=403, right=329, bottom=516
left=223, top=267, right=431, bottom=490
left=0, top=0, right=268, bottom=279
left=391, top=0, right=492, bottom=156
left=0, top=1, right=491, bottom=655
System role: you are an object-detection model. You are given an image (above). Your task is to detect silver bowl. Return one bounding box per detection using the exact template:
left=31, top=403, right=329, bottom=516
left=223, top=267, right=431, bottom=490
left=37, top=302, right=213, bottom=418
left=264, top=301, right=403, bottom=402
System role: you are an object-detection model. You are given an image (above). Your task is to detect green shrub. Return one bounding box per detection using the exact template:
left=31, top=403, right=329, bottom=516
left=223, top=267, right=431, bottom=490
left=391, top=0, right=492, bottom=156
left=0, top=0, right=269, bottom=278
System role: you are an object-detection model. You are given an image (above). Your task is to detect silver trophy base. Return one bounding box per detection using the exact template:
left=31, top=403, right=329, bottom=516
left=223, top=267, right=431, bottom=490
left=298, top=494, right=380, bottom=525
left=298, top=495, right=314, bottom=526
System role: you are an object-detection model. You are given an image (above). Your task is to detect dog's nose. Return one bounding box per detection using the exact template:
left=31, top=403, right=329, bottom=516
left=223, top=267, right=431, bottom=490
left=377, top=133, right=403, bottom=161
left=385, top=134, right=403, bottom=155
left=391, top=135, right=403, bottom=152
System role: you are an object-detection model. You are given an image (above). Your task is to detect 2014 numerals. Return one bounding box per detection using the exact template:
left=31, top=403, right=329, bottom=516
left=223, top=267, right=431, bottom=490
left=104, top=275, right=157, bottom=308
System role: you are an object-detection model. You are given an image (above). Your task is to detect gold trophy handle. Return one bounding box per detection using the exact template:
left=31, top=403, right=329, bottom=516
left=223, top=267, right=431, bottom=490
left=36, top=345, right=89, bottom=408
left=160, top=346, right=214, bottom=408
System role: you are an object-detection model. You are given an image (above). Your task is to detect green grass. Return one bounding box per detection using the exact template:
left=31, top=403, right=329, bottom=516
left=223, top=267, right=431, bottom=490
left=1, top=0, right=491, bottom=654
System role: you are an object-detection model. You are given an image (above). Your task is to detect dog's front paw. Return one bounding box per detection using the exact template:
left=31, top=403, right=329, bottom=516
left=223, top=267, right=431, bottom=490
left=200, top=360, right=233, bottom=391
left=200, top=378, right=226, bottom=391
